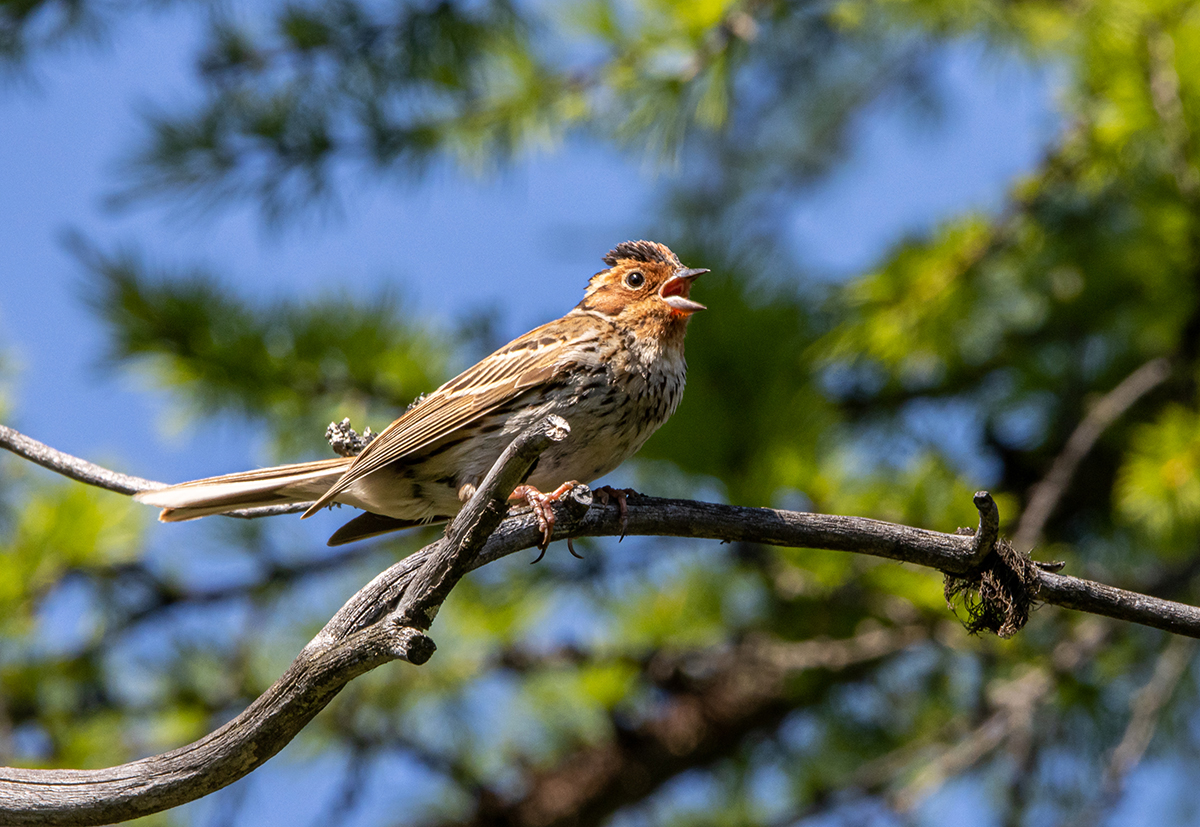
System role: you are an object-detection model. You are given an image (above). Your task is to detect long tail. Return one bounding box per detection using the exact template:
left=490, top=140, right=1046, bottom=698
left=134, top=457, right=352, bottom=522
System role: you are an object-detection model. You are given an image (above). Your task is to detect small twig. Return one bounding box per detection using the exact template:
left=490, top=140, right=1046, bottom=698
left=967, top=490, right=1000, bottom=567
left=0, top=424, right=162, bottom=496
left=0, top=424, right=311, bottom=519
left=1105, top=635, right=1196, bottom=791
left=1014, top=358, right=1171, bottom=550
left=892, top=667, right=1053, bottom=811
left=325, top=418, right=376, bottom=458
left=390, top=414, right=573, bottom=630
left=224, top=502, right=312, bottom=518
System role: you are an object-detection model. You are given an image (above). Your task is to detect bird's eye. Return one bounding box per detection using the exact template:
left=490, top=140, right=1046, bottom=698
left=625, top=271, right=645, bottom=288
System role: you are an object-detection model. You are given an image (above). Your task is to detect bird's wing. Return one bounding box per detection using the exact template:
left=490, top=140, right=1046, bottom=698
left=302, top=313, right=603, bottom=517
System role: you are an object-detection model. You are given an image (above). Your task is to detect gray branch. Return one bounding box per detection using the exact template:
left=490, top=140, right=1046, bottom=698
left=0, top=425, right=309, bottom=519
left=0, top=416, right=574, bottom=826
left=0, top=424, right=161, bottom=496
left=3, top=420, right=1200, bottom=823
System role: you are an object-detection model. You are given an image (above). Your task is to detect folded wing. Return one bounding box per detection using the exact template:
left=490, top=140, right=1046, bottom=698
left=300, top=315, right=598, bottom=517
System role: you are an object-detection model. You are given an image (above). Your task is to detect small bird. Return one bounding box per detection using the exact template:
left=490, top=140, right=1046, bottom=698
left=136, top=241, right=707, bottom=548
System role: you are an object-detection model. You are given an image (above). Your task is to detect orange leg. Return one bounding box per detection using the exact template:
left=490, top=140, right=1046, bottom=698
left=510, top=481, right=580, bottom=561
left=594, top=486, right=638, bottom=540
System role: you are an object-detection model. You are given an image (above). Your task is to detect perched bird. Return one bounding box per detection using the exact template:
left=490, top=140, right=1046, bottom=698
left=136, top=241, right=707, bottom=548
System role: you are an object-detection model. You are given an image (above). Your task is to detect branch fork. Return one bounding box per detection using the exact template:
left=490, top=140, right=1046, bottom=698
left=0, top=415, right=574, bottom=826
left=6, top=421, right=1200, bottom=822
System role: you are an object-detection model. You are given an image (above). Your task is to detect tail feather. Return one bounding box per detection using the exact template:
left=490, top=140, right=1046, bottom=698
left=136, top=457, right=351, bottom=522
left=326, top=511, right=447, bottom=546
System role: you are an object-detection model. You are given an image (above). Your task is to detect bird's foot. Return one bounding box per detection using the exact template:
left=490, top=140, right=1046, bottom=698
left=510, top=481, right=579, bottom=562
left=594, top=486, right=638, bottom=540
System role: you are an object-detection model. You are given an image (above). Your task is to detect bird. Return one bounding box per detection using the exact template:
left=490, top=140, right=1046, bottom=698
left=135, top=240, right=707, bottom=549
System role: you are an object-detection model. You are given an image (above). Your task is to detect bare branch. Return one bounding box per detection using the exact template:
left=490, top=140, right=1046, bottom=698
left=0, top=424, right=309, bottom=519
left=892, top=667, right=1053, bottom=811
left=1105, top=635, right=1196, bottom=791
left=1014, top=357, right=1171, bottom=550
left=0, top=622, right=434, bottom=825
left=459, top=625, right=929, bottom=827
left=0, top=424, right=161, bottom=496
left=0, top=415, right=573, bottom=827
left=7, top=418, right=1200, bottom=636
left=5, top=419, right=1200, bottom=823
left=1031, top=570, right=1200, bottom=638
left=7, top=421, right=1200, bottom=636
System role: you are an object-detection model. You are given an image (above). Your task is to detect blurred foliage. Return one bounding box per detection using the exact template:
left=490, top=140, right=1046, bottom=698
left=1, top=0, right=103, bottom=63
left=8, top=0, right=1200, bottom=826
left=107, top=0, right=939, bottom=222
left=80, top=242, right=451, bottom=457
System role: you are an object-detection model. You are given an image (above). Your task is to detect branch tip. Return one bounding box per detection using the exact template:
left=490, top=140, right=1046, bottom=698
left=944, top=492, right=1040, bottom=638
left=392, top=627, right=436, bottom=665
left=325, top=418, right=377, bottom=458
left=968, top=491, right=1000, bottom=568
left=398, top=415, right=574, bottom=627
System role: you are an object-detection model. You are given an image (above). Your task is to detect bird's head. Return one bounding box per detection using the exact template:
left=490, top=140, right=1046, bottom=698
left=577, top=241, right=707, bottom=342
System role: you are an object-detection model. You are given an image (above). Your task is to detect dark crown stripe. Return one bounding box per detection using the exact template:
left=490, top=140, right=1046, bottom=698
left=603, top=240, right=680, bottom=268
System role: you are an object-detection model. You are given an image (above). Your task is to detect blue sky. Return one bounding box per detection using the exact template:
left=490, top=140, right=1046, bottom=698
left=0, top=10, right=1063, bottom=824
left=0, top=8, right=1056, bottom=491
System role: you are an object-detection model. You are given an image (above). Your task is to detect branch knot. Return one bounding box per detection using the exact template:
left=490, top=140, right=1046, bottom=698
left=945, top=538, right=1040, bottom=639
left=945, top=492, right=1040, bottom=638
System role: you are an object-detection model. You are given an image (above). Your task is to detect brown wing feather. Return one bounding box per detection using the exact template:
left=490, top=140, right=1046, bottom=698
left=143, top=457, right=348, bottom=490
left=301, top=315, right=600, bottom=517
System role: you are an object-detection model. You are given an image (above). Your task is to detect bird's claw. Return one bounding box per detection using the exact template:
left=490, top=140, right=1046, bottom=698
left=511, top=482, right=578, bottom=562
left=594, top=486, right=638, bottom=541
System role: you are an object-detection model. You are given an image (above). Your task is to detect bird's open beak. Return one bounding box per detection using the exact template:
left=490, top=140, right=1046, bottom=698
left=660, top=268, right=708, bottom=315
